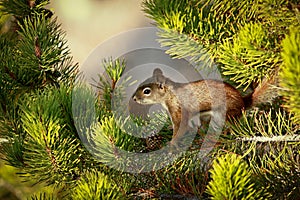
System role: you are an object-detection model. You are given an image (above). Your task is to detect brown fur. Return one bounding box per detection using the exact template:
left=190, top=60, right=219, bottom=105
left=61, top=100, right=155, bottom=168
left=132, top=68, right=275, bottom=145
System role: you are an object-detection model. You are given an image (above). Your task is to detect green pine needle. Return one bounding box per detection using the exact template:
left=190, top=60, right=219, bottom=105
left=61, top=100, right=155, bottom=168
left=206, top=153, right=269, bottom=200
left=219, top=23, right=281, bottom=89
left=71, top=169, right=123, bottom=200
left=280, top=26, right=300, bottom=124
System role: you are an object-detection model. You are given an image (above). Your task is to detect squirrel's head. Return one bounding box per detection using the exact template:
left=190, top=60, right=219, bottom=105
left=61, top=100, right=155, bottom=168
left=132, top=68, right=169, bottom=105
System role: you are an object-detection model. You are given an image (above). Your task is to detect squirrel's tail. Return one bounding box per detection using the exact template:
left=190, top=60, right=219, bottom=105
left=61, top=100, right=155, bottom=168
left=243, top=71, right=280, bottom=109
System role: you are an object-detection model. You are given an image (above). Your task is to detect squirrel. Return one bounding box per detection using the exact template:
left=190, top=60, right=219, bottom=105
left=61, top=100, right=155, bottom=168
left=131, top=68, right=277, bottom=146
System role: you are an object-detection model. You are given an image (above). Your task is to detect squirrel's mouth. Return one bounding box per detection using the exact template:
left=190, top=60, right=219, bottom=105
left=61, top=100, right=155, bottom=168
left=133, top=98, right=145, bottom=104
left=132, top=95, right=142, bottom=104
left=132, top=96, right=151, bottom=105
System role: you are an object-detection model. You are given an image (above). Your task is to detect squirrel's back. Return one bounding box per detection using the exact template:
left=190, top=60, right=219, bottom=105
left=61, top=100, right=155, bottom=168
left=171, top=80, right=245, bottom=118
left=132, top=69, right=246, bottom=119
left=131, top=68, right=278, bottom=120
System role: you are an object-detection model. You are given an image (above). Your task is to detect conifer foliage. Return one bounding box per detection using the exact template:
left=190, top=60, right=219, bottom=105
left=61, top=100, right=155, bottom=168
left=0, top=0, right=299, bottom=199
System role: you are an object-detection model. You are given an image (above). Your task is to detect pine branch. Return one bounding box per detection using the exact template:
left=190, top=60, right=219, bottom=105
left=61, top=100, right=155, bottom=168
left=238, top=134, right=300, bottom=142
left=256, top=0, right=300, bottom=34
left=17, top=14, right=74, bottom=87
left=206, top=153, right=270, bottom=199
left=143, top=0, right=259, bottom=61
left=157, top=29, right=215, bottom=68
left=29, top=193, right=56, bottom=200
left=94, top=58, right=126, bottom=110
left=0, top=0, right=51, bottom=19
left=230, top=109, right=299, bottom=143
left=280, top=26, right=300, bottom=124
left=0, top=12, right=78, bottom=91
left=218, top=22, right=281, bottom=89
left=0, top=5, right=79, bottom=186
left=143, top=0, right=258, bottom=46
left=70, top=169, right=124, bottom=200
left=259, top=157, right=300, bottom=199
left=153, top=150, right=212, bottom=198
left=6, top=86, right=84, bottom=185
left=226, top=108, right=300, bottom=198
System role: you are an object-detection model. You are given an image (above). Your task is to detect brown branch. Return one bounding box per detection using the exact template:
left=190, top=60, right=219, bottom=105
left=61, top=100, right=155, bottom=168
left=40, top=116, right=58, bottom=170
left=4, top=66, right=17, bottom=80
left=34, top=36, right=41, bottom=59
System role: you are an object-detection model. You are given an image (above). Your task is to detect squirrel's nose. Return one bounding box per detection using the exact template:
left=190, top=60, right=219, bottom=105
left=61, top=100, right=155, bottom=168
left=132, top=96, right=137, bottom=101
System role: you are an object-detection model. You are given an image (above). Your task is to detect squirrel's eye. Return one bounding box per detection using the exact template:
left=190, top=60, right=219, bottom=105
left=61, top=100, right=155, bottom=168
left=143, top=88, right=151, bottom=95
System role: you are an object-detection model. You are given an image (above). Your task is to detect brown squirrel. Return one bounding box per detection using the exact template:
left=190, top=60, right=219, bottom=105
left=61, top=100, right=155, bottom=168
left=132, top=68, right=277, bottom=145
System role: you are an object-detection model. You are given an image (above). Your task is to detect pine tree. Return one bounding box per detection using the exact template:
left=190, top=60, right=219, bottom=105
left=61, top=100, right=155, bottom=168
left=0, top=0, right=299, bottom=199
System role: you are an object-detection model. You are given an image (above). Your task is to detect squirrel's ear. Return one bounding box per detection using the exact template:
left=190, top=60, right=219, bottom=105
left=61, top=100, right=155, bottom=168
left=153, top=68, right=163, bottom=76
left=153, top=68, right=166, bottom=83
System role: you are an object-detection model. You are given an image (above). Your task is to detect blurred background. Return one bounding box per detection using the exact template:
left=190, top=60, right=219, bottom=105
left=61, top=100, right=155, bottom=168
left=50, top=0, right=153, bottom=65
